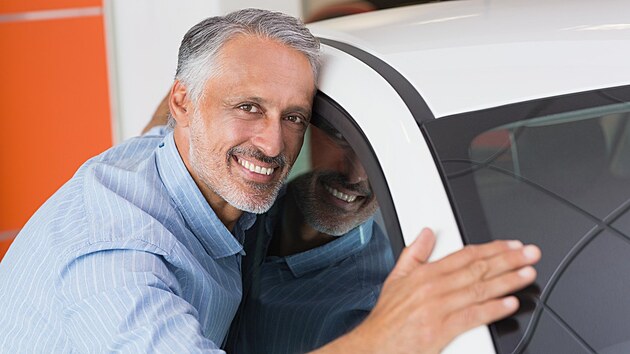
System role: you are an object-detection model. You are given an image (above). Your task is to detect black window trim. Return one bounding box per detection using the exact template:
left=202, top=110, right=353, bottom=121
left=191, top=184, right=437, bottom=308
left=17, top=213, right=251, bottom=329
left=318, top=37, right=436, bottom=125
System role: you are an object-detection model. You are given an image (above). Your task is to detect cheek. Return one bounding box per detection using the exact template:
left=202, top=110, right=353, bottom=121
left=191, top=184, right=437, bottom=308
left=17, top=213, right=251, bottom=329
left=225, top=120, right=256, bottom=138
left=284, top=132, right=305, bottom=162
left=207, top=119, right=257, bottom=151
left=311, top=146, right=345, bottom=171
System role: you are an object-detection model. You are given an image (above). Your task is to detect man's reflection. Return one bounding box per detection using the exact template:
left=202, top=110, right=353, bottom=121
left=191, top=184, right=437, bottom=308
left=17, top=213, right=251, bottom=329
left=269, top=121, right=380, bottom=256
left=228, top=121, right=394, bottom=354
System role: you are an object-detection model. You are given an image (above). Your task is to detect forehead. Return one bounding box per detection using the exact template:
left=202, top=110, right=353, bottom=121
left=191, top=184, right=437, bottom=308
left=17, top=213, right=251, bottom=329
left=207, top=34, right=316, bottom=100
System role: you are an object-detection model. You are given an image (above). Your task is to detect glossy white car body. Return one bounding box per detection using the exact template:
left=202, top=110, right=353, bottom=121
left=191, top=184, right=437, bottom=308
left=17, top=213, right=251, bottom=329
left=308, top=1, right=630, bottom=352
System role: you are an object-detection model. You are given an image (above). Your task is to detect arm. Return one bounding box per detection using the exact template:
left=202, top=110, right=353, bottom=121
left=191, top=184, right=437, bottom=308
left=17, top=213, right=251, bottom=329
left=60, top=248, right=225, bottom=353
left=313, top=228, right=540, bottom=354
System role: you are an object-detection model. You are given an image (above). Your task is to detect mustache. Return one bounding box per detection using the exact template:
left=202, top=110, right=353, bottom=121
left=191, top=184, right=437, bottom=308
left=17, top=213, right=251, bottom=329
left=227, top=146, right=287, bottom=167
left=317, top=171, right=372, bottom=196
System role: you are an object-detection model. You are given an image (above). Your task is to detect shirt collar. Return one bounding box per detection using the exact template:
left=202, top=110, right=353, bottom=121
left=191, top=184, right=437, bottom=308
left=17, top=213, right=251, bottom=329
left=156, top=132, right=254, bottom=258
left=283, top=218, right=375, bottom=278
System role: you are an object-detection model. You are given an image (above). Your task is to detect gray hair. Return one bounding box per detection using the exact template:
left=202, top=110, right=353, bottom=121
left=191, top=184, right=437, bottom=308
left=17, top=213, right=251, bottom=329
left=175, top=8, right=320, bottom=106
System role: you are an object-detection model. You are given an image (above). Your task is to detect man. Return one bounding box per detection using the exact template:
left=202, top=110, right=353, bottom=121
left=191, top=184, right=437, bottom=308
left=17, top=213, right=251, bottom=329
left=228, top=119, right=395, bottom=353
left=0, top=8, right=540, bottom=353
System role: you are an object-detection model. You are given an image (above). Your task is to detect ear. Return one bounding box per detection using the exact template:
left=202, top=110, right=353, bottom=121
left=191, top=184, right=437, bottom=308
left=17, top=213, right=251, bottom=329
left=169, top=80, right=192, bottom=128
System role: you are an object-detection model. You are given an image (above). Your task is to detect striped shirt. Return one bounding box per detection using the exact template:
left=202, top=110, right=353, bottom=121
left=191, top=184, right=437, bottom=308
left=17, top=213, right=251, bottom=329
left=0, top=130, right=255, bottom=353
left=227, top=199, right=395, bottom=354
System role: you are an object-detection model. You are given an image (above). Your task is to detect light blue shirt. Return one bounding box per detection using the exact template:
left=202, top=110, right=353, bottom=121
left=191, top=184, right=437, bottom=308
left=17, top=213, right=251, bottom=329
left=0, top=130, right=255, bottom=353
left=227, top=196, right=395, bottom=354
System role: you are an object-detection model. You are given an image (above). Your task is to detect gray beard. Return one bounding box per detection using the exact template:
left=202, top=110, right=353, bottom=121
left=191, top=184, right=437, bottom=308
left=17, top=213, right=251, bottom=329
left=290, top=172, right=377, bottom=236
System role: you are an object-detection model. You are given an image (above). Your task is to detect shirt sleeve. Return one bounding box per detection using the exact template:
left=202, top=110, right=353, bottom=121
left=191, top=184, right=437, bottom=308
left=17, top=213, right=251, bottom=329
left=59, top=247, right=225, bottom=353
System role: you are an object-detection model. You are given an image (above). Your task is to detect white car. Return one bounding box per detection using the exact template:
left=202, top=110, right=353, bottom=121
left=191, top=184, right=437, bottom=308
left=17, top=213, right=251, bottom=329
left=288, top=0, right=630, bottom=353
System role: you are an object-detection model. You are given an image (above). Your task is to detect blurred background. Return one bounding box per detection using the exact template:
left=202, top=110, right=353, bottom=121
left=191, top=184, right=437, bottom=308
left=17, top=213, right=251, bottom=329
left=0, top=0, right=437, bottom=258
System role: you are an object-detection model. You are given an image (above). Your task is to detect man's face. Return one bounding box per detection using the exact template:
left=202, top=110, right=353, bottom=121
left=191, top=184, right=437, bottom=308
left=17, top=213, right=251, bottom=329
left=177, top=35, right=315, bottom=214
left=291, top=125, right=379, bottom=236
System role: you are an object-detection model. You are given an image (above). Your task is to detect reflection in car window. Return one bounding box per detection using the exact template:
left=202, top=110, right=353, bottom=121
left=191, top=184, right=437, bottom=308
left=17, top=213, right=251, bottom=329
left=425, top=88, right=630, bottom=354
left=225, top=119, right=395, bottom=354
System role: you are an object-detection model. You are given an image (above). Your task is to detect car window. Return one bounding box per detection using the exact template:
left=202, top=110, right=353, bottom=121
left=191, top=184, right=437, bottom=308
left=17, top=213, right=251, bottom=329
left=225, top=93, right=400, bottom=354
left=424, top=86, right=630, bottom=354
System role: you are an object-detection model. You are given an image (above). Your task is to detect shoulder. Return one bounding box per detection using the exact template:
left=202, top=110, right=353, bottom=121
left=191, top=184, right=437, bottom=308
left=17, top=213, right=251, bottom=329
left=70, top=133, right=181, bottom=253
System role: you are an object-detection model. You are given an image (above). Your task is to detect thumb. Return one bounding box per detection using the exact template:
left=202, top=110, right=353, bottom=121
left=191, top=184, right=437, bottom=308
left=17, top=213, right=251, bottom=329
left=388, top=228, right=436, bottom=280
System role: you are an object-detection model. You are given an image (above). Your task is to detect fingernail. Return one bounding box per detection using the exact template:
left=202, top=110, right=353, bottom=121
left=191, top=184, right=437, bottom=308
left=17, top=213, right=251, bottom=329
left=507, top=240, right=523, bottom=249
left=523, top=245, right=540, bottom=260
left=503, top=296, right=518, bottom=309
left=518, top=266, right=535, bottom=278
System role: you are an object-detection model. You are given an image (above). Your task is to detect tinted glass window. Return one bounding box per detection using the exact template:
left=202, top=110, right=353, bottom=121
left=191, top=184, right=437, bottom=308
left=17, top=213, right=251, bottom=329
left=424, top=86, right=630, bottom=353
left=225, top=95, right=397, bottom=354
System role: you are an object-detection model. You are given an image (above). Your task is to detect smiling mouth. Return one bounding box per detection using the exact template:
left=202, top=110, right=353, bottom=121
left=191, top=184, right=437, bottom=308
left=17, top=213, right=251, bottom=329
left=236, top=156, right=276, bottom=176
left=324, top=184, right=359, bottom=203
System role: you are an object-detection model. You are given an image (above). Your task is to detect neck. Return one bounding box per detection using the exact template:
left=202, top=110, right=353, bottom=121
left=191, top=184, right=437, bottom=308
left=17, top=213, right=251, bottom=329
left=268, top=188, right=335, bottom=257
left=201, top=191, right=243, bottom=232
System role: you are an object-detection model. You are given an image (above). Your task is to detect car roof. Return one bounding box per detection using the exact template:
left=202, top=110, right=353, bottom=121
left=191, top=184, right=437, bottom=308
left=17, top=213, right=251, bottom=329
left=308, top=0, right=630, bottom=118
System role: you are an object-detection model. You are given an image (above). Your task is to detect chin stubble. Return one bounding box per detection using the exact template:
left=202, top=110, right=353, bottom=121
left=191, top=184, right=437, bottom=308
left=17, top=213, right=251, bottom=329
left=291, top=172, right=376, bottom=236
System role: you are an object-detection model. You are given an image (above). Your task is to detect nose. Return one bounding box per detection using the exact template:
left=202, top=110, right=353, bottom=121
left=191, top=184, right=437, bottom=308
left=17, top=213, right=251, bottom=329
left=252, top=117, right=284, bottom=158
left=344, top=150, right=368, bottom=185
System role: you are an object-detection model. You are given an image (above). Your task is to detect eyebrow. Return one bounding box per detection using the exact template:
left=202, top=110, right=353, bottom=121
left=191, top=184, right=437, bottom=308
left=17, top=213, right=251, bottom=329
left=223, top=96, right=266, bottom=106
left=226, top=96, right=312, bottom=117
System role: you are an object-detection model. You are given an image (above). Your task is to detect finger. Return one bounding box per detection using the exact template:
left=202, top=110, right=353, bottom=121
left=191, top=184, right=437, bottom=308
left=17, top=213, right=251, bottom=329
left=429, top=239, right=525, bottom=276
left=433, top=266, right=536, bottom=317
left=389, top=228, right=436, bottom=280
left=418, top=244, right=541, bottom=298
left=441, top=296, right=520, bottom=346
left=480, top=244, right=541, bottom=280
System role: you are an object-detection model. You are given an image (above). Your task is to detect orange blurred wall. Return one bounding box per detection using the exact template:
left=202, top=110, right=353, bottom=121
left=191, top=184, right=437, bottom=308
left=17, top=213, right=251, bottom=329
left=0, top=0, right=113, bottom=259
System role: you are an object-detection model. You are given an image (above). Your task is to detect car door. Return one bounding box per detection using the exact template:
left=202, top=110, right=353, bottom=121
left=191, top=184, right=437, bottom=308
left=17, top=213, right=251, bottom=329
left=226, top=42, right=497, bottom=354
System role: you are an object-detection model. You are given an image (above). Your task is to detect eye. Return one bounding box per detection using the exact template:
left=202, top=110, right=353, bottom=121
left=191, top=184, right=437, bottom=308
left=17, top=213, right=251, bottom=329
left=329, top=131, right=350, bottom=147
left=238, top=104, right=261, bottom=113
left=286, top=115, right=306, bottom=125
left=326, top=129, right=347, bottom=144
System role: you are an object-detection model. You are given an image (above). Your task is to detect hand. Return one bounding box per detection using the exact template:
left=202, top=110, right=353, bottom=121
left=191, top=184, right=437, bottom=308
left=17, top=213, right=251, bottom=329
left=314, top=228, right=541, bottom=354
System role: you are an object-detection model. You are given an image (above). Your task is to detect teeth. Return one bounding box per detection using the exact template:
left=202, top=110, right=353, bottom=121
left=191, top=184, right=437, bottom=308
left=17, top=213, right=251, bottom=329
left=237, top=157, right=275, bottom=176
left=325, top=185, right=357, bottom=203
